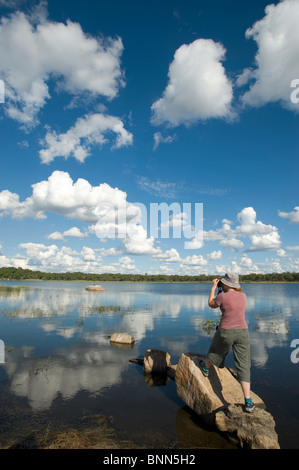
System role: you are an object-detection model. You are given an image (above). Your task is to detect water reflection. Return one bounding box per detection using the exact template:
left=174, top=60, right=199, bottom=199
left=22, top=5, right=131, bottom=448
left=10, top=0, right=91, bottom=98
left=5, top=340, right=132, bottom=411
left=0, top=281, right=299, bottom=448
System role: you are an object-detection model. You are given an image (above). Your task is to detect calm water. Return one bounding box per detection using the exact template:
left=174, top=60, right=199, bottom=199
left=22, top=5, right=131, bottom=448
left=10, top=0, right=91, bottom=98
left=0, top=281, right=298, bottom=449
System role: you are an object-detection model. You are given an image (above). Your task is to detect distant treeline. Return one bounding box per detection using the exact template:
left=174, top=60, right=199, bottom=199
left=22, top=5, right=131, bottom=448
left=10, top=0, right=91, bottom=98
left=0, top=267, right=299, bottom=283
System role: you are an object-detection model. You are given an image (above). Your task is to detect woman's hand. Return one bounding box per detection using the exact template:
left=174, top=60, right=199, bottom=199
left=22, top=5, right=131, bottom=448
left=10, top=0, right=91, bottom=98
left=208, top=278, right=220, bottom=308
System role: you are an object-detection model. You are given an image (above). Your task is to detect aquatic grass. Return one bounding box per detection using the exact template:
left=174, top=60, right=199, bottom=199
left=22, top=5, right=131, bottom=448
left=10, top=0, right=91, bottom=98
left=82, top=305, right=122, bottom=315
left=202, top=315, right=221, bottom=335
left=92, top=305, right=121, bottom=313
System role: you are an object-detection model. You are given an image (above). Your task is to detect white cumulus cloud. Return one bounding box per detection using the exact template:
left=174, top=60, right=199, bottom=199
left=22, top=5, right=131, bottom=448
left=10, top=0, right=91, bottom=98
left=188, top=206, right=281, bottom=252
left=151, top=38, right=234, bottom=127
left=0, top=8, right=125, bottom=127
left=240, top=0, right=299, bottom=112
left=278, top=206, right=299, bottom=224
left=39, top=113, right=133, bottom=163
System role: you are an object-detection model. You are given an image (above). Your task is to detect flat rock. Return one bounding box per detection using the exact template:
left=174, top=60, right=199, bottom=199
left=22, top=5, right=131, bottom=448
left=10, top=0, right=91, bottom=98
left=175, top=352, right=265, bottom=419
left=109, top=333, right=135, bottom=344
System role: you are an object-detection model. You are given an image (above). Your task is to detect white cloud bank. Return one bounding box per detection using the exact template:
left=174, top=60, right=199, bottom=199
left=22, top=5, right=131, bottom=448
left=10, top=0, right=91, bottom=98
left=0, top=8, right=125, bottom=127
left=279, top=207, right=299, bottom=224
left=151, top=38, right=234, bottom=127
left=4, top=242, right=137, bottom=274
left=0, top=170, right=158, bottom=256
left=240, top=0, right=299, bottom=112
left=188, top=207, right=282, bottom=253
left=0, top=170, right=129, bottom=222
left=0, top=171, right=286, bottom=273
left=39, top=113, right=133, bottom=163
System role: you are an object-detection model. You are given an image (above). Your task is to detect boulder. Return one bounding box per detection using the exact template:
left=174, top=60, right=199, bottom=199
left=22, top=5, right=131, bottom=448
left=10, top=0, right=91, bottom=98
left=85, top=285, right=105, bottom=291
left=109, top=333, right=135, bottom=345
left=143, top=349, right=171, bottom=375
left=215, top=404, right=280, bottom=449
left=175, top=353, right=264, bottom=419
left=129, top=356, right=176, bottom=380
left=175, top=352, right=280, bottom=448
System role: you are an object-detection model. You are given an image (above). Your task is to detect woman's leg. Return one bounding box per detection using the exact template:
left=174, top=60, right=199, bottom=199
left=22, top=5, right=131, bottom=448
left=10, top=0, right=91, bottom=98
left=205, top=358, right=212, bottom=368
left=232, top=330, right=251, bottom=400
left=240, top=381, right=251, bottom=400
left=205, top=329, right=231, bottom=371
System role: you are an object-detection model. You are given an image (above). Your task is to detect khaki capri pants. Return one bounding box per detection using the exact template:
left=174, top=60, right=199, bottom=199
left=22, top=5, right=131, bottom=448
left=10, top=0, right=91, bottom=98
left=207, top=328, right=251, bottom=383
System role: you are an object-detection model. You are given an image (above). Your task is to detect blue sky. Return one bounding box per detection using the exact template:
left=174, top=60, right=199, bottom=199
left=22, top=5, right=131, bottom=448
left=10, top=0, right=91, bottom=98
left=0, top=0, right=298, bottom=275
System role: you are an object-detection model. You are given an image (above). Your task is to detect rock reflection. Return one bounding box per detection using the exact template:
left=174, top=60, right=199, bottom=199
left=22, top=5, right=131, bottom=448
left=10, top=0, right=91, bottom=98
left=175, top=407, right=235, bottom=449
left=143, top=373, right=170, bottom=387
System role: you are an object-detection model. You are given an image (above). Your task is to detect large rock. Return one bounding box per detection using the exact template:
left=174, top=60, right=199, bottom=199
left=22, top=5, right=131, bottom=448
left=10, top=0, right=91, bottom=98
left=143, top=349, right=171, bottom=375
left=175, top=353, right=280, bottom=449
left=176, top=353, right=264, bottom=419
left=215, top=405, right=280, bottom=449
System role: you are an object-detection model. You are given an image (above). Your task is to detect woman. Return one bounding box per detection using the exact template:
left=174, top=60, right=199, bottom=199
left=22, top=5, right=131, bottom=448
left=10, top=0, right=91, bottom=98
left=199, top=272, right=255, bottom=413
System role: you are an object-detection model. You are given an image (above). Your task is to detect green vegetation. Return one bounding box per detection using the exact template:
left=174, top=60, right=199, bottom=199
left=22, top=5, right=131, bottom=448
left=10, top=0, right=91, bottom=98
left=0, top=266, right=298, bottom=283
left=90, top=305, right=122, bottom=313
left=202, top=318, right=220, bottom=335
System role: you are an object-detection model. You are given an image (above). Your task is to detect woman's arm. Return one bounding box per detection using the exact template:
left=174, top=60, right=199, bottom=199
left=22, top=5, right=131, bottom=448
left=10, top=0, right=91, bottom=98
left=208, top=279, right=220, bottom=308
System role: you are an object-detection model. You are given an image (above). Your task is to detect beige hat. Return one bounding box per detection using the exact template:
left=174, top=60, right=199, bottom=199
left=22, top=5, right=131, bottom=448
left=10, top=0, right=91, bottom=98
left=220, top=272, right=240, bottom=288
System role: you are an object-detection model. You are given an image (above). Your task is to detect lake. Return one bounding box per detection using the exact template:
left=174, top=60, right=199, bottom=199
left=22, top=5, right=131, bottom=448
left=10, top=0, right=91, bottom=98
left=0, top=281, right=298, bottom=449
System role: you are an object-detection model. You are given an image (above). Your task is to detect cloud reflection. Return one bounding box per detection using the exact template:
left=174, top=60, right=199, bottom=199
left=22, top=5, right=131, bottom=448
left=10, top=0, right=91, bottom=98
left=1, top=282, right=298, bottom=411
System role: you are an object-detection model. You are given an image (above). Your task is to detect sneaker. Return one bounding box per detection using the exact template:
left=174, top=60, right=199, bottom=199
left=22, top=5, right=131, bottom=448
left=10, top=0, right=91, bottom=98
left=244, top=400, right=255, bottom=413
left=199, top=360, right=209, bottom=377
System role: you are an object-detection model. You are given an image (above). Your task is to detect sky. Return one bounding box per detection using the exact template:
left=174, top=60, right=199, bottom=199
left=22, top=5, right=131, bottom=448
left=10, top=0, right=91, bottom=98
left=0, top=0, right=298, bottom=276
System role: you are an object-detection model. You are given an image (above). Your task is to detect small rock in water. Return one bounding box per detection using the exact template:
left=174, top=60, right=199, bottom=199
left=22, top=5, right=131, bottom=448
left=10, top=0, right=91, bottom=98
left=85, top=285, right=105, bottom=291
left=143, top=349, right=171, bottom=375
left=109, top=333, right=135, bottom=344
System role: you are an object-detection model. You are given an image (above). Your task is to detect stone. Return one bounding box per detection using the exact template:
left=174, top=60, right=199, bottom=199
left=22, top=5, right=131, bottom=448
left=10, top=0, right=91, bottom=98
left=215, top=404, right=280, bottom=449
left=109, top=333, right=135, bottom=345
left=85, top=285, right=105, bottom=291
left=175, top=353, right=265, bottom=420
left=143, top=349, right=171, bottom=375
left=175, top=352, right=280, bottom=449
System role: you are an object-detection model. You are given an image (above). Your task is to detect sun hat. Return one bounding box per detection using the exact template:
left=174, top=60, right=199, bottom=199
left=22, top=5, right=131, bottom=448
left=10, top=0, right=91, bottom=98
left=220, top=272, right=240, bottom=288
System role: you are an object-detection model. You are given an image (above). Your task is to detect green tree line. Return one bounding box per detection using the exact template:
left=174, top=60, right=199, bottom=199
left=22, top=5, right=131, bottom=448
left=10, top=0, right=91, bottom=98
left=0, top=267, right=298, bottom=282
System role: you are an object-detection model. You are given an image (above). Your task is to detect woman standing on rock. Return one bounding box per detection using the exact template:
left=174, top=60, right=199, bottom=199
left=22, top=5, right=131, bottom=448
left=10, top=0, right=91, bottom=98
left=199, top=273, right=255, bottom=413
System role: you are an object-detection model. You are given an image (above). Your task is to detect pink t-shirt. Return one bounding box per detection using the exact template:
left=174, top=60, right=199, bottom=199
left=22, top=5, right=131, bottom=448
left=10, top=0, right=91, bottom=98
left=215, top=291, right=248, bottom=329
